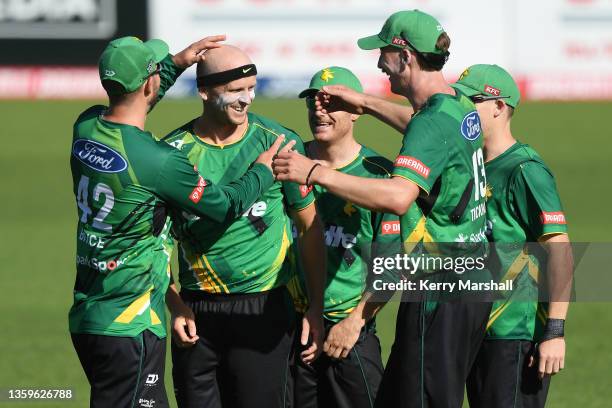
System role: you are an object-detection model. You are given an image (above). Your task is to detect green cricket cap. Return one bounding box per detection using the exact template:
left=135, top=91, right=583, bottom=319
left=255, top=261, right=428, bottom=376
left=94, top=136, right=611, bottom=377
left=99, top=36, right=169, bottom=95
left=452, top=64, right=521, bottom=108
left=298, top=66, right=363, bottom=98
left=357, top=10, right=446, bottom=54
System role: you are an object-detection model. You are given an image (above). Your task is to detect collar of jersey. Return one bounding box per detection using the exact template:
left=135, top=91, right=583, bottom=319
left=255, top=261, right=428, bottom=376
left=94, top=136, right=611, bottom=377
left=307, top=142, right=363, bottom=172
left=485, top=141, right=522, bottom=167
left=189, top=118, right=252, bottom=150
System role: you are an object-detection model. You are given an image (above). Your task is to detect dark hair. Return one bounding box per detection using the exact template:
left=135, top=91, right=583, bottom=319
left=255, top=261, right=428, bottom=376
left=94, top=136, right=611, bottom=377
left=414, top=32, right=451, bottom=72
left=102, top=80, right=139, bottom=104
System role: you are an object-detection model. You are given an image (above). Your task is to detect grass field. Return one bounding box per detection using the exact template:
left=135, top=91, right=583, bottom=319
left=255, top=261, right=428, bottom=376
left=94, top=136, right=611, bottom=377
left=1, top=98, right=611, bottom=407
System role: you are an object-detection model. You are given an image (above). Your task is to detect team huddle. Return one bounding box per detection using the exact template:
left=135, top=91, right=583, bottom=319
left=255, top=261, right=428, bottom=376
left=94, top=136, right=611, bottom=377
left=69, top=9, right=572, bottom=408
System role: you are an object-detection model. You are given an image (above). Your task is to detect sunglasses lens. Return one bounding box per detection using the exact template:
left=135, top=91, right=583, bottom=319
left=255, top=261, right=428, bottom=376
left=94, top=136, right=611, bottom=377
left=306, top=97, right=316, bottom=110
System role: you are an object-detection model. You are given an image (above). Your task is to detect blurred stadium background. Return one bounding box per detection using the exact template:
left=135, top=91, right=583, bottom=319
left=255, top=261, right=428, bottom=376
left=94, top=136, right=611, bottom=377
left=1, top=0, right=611, bottom=407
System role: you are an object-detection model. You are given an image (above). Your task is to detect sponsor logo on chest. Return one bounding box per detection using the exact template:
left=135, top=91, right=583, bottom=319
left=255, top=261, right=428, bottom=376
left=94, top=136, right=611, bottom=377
left=72, top=139, right=128, bottom=173
left=325, top=225, right=357, bottom=249
left=242, top=201, right=267, bottom=217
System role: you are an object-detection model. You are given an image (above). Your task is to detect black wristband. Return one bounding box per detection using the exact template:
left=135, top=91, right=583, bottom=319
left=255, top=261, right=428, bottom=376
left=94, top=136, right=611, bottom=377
left=305, top=163, right=321, bottom=187
left=541, top=318, right=565, bottom=342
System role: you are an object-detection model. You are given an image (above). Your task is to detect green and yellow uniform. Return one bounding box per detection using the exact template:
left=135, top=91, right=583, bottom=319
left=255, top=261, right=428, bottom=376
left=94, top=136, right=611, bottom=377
left=484, top=142, right=568, bottom=340
left=163, top=112, right=314, bottom=294
left=289, top=144, right=402, bottom=322
left=69, top=56, right=273, bottom=339
left=392, top=90, right=488, bottom=249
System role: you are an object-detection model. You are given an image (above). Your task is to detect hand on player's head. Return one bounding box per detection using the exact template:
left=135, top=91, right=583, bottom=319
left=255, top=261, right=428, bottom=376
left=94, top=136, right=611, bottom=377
left=318, top=85, right=366, bottom=115
left=172, top=35, right=226, bottom=69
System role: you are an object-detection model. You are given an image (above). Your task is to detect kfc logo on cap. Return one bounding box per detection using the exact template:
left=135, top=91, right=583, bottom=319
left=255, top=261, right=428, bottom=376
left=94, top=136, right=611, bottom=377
left=391, top=36, right=407, bottom=46
left=484, top=85, right=501, bottom=96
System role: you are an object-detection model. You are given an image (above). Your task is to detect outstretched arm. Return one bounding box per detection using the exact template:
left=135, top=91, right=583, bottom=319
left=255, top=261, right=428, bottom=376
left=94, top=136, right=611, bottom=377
left=317, top=85, right=414, bottom=133
left=158, top=137, right=293, bottom=223
left=273, top=150, right=419, bottom=215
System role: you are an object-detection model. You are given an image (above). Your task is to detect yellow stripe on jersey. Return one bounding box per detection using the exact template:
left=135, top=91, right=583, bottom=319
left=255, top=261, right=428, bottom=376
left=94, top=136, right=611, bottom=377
left=403, top=215, right=435, bottom=254
left=260, top=225, right=291, bottom=291
left=189, top=253, right=221, bottom=293
left=114, top=286, right=153, bottom=324
left=200, top=254, right=230, bottom=293
left=150, top=309, right=162, bottom=325
left=486, top=301, right=512, bottom=330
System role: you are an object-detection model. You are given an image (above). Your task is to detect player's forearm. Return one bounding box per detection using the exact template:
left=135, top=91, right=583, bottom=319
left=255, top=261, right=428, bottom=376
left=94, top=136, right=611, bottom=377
left=216, top=164, right=274, bottom=220
left=155, top=55, right=186, bottom=107
left=165, top=283, right=185, bottom=315
left=312, top=168, right=416, bottom=215
left=347, top=292, right=386, bottom=328
left=543, top=234, right=573, bottom=319
left=364, top=95, right=413, bottom=134
left=297, top=214, right=326, bottom=310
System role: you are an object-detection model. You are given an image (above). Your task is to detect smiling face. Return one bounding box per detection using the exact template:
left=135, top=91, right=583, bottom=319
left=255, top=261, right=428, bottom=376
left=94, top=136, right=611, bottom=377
left=378, top=45, right=406, bottom=95
left=305, top=95, right=356, bottom=143
left=204, top=76, right=256, bottom=125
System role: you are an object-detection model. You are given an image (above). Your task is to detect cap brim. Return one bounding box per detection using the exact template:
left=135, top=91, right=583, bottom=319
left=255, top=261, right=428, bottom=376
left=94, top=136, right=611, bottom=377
left=298, top=88, right=319, bottom=98
left=144, top=39, right=169, bottom=63
left=451, top=83, right=482, bottom=97
left=357, top=35, right=388, bottom=50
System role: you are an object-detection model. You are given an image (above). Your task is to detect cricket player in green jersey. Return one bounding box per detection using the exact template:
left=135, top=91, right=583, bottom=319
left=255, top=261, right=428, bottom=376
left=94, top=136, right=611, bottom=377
left=452, top=65, right=572, bottom=408
left=274, top=10, right=492, bottom=408
left=288, top=66, right=404, bottom=408
left=70, top=36, right=287, bottom=408
left=161, top=45, right=325, bottom=408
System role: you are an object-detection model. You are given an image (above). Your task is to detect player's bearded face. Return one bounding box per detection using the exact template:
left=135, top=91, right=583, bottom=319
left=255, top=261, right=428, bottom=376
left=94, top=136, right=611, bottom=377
left=208, top=76, right=256, bottom=125
left=378, top=46, right=406, bottom=96
left=307, top=100, right=353, bottom=142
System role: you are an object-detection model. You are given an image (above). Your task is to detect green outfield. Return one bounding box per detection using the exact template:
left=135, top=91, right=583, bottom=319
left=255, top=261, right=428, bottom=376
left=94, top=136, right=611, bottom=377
left=1, top=98, right=611, bottom=407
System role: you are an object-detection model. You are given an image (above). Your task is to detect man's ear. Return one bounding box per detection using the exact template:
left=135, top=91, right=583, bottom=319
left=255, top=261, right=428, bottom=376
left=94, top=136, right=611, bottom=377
left=493, top=99, right=506, bottom=118
left=198, top=87, right=209, bottom=101
left=143, top=76, right=154, bottom=98
left=401, top=49, right=411, bottom=64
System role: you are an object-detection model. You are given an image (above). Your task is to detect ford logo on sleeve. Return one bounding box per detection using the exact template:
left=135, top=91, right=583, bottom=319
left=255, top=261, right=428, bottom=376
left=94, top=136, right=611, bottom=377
left=460, top=111, right=482, bottom=141
left=72, top=139, right=128, bottom=173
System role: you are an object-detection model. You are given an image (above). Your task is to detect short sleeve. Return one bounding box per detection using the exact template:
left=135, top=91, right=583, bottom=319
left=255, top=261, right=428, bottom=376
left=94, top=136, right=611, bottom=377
left=391, top=116, right=448, bottom=193
left=281, top=132, right=316, bottom=210
left=511, top=161, right=568, bottom=239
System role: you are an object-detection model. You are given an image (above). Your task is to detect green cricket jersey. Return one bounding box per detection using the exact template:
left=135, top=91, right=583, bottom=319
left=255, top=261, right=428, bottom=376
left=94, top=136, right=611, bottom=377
left=393, top=90, right=488, bottom=255
left=69, top=56, right=274, bottom=338
left=163, top=112, right=315, bottom=294
left=288, top=144, right=402, bottom=322
left=484, top=142, right=568, bottom=340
